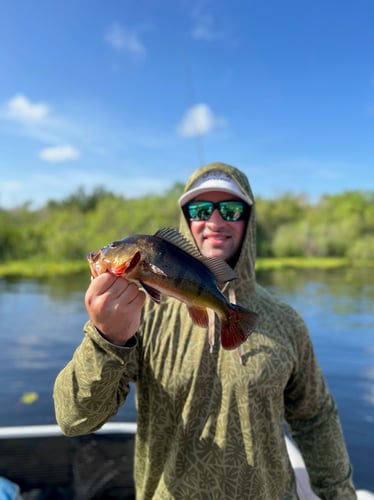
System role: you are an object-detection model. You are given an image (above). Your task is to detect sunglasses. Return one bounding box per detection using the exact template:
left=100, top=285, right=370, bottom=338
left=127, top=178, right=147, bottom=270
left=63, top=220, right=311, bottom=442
left=185, top=200, right=248, bottom=222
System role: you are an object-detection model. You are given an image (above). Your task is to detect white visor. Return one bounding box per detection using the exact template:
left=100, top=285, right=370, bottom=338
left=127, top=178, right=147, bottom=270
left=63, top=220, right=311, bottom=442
left=179, top=170, right=252, bottom=207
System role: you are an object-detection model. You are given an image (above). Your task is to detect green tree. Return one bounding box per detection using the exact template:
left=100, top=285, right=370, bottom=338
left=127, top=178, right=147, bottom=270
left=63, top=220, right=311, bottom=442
left=1, top=185, right=373, bottom=264
left=256, top=193, right=307, bottom=256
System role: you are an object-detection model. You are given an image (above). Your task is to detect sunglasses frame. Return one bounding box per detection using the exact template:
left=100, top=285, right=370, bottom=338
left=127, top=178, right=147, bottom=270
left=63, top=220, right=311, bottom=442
left=184, top=199, right=249, bottom=222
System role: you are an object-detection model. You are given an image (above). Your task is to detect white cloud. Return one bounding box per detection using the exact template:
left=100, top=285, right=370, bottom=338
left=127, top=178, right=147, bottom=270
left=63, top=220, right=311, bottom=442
left=2, top=94, right=51, bottom=123
left=38, top=144, right=80, bottom=162
left=190, top=2, right=224, bottom=41
left=177, top=103, right=226, bottom=137
left=1, top=94, right=83, bottom=161
left=105, top=23, right=146, bottom=58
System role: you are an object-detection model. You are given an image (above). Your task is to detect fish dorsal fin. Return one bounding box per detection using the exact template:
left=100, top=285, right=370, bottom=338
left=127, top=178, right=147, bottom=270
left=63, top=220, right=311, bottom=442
left=202, top=256, right=237, bottom=284
left=155, top=227, right=202, bottom=259
left=154, top=227, right=237, bottom=284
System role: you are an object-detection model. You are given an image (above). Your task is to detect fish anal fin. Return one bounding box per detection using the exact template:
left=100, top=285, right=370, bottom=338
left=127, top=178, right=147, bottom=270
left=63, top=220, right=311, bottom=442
left=188, top=305, right=209, bottom=328
left=140, top=281, right=161, bottom=304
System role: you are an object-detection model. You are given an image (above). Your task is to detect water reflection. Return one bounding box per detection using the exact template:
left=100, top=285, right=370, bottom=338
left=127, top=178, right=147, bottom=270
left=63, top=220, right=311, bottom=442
left=0, top=269, right=373, bottom=489
left=364, top=365, right=374, bottom=410
left=258, top=267, right=374, bottom=316
left=1, top=273, right=90, bottom=300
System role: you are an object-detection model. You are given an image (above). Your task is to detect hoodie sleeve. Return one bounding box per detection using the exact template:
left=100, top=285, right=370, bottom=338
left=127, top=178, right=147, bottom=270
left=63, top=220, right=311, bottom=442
left=53, top=320, right=138, bottom=436
left=284, top=317, right=356, bottom=499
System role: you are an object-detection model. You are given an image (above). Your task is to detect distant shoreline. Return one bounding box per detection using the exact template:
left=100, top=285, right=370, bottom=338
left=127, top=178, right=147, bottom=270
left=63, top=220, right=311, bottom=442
left=0, top=258, right=373, bottom=278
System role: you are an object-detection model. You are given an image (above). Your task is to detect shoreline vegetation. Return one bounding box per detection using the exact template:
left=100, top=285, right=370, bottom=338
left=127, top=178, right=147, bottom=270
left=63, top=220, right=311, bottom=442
left=0, top=257, right=373, bottom=279
left=1, top=186, right=374, bottom=277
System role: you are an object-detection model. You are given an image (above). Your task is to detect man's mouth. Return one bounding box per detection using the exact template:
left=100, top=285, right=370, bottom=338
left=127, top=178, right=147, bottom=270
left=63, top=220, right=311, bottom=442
left=203, top=233, right=230, bottom=243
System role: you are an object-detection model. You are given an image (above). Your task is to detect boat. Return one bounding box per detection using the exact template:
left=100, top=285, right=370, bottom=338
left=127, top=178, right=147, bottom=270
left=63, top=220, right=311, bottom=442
left=0, top=423, right=373, bottom=499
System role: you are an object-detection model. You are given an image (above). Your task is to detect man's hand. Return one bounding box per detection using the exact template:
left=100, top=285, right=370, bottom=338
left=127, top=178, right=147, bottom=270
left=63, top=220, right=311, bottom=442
left=85, top=273, right=146, bottom=346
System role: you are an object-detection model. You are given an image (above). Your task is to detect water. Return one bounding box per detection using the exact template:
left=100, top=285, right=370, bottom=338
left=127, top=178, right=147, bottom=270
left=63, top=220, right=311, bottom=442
left=0, top=269, right=373, bottom=490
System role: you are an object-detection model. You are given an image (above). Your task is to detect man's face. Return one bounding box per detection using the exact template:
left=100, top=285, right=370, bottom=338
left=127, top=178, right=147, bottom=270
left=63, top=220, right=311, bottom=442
left=188, top=191, right=246, bottom=263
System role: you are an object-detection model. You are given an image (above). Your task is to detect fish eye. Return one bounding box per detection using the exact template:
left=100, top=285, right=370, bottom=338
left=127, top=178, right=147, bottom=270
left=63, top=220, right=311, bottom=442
left=103, top=241, right=120, bottom=252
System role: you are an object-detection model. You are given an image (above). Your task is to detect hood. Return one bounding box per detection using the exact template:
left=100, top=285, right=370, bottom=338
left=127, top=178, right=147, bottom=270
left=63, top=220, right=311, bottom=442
left=178, top=162, right=257, bottom=304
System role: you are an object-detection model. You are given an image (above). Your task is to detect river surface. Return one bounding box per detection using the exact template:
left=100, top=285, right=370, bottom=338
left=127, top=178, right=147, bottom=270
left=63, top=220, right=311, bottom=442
left=0, top=268, right=373, bottom=491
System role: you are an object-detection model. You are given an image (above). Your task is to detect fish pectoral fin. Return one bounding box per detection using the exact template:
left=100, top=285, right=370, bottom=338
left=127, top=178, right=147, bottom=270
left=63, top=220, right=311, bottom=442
left=187, top=305, right=209, bottom=328
left=140, top=281, right=162, bottom=304
left=149, top=263, right=167, bottom=277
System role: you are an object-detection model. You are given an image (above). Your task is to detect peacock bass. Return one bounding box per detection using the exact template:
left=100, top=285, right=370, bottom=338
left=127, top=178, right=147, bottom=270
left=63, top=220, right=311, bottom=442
left=87, top=228, right=258, bottom=350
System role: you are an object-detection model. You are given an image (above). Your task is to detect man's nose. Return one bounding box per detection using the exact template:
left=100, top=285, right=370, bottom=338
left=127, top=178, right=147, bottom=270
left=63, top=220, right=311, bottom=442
left=207, top=209, right=225, bottom=224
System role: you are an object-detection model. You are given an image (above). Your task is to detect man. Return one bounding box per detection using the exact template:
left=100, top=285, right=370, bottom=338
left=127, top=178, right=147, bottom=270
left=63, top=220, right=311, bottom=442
left=54, top=162, right=356, bottom=499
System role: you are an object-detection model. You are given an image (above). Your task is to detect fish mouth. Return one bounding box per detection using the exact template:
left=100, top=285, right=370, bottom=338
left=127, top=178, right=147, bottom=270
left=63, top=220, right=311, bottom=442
left=87, top=249, right=142, bottom=278
left=87, top=250, right=102, bottom=277
left=88, top=250, right=101, bottom=262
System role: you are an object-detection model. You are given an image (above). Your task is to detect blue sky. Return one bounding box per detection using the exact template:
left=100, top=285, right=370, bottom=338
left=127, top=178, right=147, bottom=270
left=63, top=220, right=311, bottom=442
left=0, top=0, right=373, bottom=209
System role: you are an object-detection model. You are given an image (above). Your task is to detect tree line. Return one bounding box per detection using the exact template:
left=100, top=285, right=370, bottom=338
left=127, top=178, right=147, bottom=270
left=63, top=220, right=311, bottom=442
left=1, top=185, right=373, bottom=262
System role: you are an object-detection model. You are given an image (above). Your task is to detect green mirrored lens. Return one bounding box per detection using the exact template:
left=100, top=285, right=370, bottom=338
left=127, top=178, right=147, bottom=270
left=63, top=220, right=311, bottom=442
left=187, top=201, right=214, bottom=220
left=219, top=201, right=244, bottom=221
left=187, top=200, right=246, bottom=221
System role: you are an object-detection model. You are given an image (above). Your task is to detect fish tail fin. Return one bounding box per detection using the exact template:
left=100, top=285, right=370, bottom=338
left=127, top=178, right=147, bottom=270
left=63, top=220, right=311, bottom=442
left=220, top=304, right=258, bottom=350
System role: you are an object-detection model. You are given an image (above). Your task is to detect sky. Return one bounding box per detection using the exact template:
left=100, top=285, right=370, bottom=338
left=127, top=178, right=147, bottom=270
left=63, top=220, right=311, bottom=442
left=0, top=0, right=373, bottom=209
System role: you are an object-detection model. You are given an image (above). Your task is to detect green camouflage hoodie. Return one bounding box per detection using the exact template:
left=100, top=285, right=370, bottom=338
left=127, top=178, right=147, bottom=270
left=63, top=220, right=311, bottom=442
left=54, top=162, right=356, bottom=499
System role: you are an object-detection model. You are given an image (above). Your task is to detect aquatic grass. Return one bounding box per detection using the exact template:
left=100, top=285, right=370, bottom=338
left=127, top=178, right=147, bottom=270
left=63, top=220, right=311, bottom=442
left=0, top=257, right=372, bottom=278
left=255, top=257, right=350, bottom=271
left=0, top=260, right=88, bottom=278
